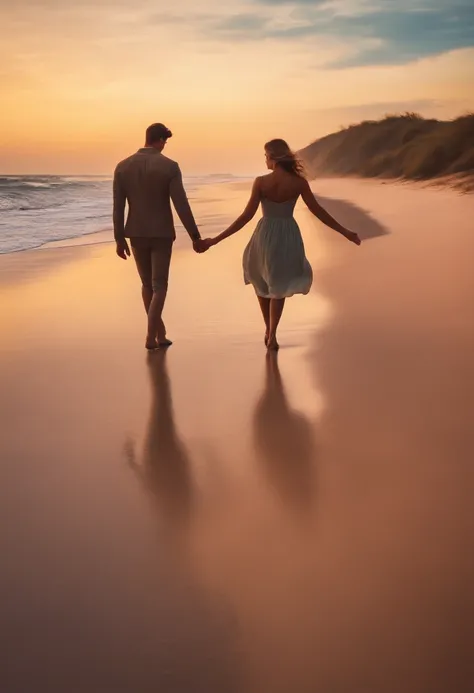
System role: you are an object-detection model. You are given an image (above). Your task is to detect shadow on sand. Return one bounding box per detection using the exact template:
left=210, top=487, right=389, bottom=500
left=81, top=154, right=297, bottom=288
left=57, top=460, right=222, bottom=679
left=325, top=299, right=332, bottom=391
left=315, top=195, right=389, bottom=241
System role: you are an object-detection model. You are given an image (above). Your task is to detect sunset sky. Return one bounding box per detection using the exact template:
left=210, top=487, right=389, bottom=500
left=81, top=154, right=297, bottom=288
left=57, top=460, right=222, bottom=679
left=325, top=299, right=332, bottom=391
left=1, top=0, right=473, bottom=174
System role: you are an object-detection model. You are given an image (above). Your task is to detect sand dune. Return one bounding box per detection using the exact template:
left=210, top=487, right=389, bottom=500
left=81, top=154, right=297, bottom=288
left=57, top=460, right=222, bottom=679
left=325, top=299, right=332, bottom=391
left=299, top=113, right=474, bottom=191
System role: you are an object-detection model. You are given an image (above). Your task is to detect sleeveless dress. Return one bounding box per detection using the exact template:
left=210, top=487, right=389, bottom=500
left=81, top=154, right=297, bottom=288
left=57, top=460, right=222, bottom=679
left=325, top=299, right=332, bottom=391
left=243, top=196, right=313, bottom=299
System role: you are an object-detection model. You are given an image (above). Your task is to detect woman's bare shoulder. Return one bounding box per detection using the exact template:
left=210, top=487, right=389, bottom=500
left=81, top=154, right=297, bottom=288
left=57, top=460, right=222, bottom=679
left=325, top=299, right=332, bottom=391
left=297, top=175, right=310, bottom=190
left=262, top=172, right=306, bottom=199
left=251, top=176, right=266, bottom=193
left=256, top=173, right=273, bottom=186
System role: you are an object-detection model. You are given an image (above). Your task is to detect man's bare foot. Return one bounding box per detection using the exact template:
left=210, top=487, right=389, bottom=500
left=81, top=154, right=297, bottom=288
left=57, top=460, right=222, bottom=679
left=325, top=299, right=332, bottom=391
left=145, top=339, right=160, bottom=351
left=146, top=337, right=172, bottom=350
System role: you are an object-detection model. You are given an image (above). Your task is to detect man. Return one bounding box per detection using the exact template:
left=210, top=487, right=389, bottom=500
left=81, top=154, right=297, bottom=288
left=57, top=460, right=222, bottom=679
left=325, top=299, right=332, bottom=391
left=113, top=122, right=206, bottom=350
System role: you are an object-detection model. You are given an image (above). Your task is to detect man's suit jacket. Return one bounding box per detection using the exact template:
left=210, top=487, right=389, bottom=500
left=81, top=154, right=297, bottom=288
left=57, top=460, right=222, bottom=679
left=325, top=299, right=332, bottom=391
left=113, top=148, right=199, bottom=241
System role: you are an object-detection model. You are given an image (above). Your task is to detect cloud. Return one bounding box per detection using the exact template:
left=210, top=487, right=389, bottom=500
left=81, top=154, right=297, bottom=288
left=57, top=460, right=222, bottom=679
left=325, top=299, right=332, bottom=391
left=149, top=11, right=216, bottom=25
left=205, top=0, right=474, bottom=67
left=215, top=14, right=268, bottom=33
left=256, top=0, right=327, bottom=5
left=3, top=0, right=474, bottom=71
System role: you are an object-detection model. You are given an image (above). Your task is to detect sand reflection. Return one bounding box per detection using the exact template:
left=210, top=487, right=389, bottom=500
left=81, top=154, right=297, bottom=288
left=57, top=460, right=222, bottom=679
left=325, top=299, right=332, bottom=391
left=253, top=352, right=317, bottom=514
left=126, top=350, right=193, bottom=534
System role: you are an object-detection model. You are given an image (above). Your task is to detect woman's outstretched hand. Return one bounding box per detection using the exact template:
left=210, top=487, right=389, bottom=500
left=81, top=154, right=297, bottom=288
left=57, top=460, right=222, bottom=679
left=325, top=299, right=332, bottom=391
left=344, top=230, right=361, bottom=245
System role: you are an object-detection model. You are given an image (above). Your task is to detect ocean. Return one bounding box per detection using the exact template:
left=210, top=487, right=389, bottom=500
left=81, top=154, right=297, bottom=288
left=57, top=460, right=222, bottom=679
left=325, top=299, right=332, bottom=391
left=0, top=174, right=249, bottom=254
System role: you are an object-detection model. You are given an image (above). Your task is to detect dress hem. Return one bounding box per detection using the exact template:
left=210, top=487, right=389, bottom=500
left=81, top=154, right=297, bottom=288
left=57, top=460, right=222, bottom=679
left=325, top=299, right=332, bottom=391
left=245, top=283, right=312, bottom=300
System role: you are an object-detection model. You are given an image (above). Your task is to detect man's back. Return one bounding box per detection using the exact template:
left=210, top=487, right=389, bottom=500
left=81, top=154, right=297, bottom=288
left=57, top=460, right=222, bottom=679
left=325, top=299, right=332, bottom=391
left=113, top=148, right=198, bottom=241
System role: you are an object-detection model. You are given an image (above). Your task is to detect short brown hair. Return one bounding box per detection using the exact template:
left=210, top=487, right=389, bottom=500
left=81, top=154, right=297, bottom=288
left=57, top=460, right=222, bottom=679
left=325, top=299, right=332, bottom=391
left=146, top=123, right=172, bottom=145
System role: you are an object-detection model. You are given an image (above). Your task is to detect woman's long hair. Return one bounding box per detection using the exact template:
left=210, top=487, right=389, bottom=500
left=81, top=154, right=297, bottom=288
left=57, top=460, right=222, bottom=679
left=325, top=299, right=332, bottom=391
left=265, top=139, right=306, bottom=178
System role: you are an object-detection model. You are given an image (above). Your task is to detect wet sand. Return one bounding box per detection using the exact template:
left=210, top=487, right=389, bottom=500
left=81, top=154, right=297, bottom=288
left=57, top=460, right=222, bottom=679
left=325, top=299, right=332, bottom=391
left=1, top=179, right=473, bottom=692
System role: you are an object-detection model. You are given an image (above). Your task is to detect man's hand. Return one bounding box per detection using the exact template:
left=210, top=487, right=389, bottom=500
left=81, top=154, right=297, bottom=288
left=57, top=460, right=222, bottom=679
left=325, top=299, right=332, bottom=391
left=201, top=238, right=216, bottom=251
left=192, top=238, right=209, bottom=254
left=116, top=239, right=131, bottom=260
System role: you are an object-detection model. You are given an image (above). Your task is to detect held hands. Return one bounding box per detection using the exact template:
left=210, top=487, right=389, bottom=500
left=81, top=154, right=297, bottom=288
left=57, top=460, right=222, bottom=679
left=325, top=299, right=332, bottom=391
left=202, top=238, right=217, bottom=250
left=193, top=237, right=217, bottom=253
left=192, top=238, right=207, bottom=253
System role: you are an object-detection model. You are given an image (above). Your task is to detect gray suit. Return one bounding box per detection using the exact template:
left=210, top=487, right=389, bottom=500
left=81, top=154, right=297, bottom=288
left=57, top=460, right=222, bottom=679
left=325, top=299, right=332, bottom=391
left=113, top=148, right=199, bottom=241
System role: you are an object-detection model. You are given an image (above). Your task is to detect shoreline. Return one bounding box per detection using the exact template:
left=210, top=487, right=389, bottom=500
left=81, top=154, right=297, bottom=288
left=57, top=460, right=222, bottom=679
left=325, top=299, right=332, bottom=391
left=2, top=173, right=471, bottom=260
left=0, top=175, right=254, bottom=256
left=0, top=227, right=113, bottom=257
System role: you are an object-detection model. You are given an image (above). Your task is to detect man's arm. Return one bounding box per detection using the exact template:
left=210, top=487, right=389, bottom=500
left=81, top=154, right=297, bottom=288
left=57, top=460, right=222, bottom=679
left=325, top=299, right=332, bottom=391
left=169, top=164, right=201, bottom=242
left=113, top=167, right=130, bottom=259
left=113, top=167, right=126, bottom=241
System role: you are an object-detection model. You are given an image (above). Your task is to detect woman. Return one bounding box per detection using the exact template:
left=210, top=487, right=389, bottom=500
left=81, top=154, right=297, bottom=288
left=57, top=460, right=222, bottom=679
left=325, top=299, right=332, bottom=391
left=203, top=139, right=361, bottom=350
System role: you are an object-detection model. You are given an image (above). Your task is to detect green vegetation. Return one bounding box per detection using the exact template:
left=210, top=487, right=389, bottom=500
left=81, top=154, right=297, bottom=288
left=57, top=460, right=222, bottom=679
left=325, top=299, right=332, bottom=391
left=299, top=113, right=474, bottom=185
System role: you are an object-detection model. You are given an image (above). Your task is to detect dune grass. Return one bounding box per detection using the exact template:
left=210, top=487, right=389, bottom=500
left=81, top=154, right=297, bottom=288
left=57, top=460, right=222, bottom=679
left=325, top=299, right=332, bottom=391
left=299, top=113, right=474, bottom=187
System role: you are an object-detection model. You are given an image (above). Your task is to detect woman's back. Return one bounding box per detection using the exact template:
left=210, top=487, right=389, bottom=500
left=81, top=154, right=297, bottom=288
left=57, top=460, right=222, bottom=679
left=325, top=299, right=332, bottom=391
left=258, top=170, right=304, bottom=204
left=260, top=197, right=297, bottom=219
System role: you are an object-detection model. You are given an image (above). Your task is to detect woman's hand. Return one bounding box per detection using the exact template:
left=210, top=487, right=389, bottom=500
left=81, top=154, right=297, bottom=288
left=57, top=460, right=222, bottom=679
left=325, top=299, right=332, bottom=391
left=201, top=237, right=217, bottom=250
left=344, top=230, right=361, bottom=246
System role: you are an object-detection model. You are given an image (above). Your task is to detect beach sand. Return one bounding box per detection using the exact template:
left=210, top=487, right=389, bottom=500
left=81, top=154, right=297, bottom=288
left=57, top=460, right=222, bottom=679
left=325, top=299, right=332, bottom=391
left=1, top=179, right=473, bottom=692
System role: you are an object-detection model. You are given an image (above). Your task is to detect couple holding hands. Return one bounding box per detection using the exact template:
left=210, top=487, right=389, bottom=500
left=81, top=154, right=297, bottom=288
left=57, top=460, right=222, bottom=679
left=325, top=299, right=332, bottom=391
left=113, top=123, right=360, bottom=351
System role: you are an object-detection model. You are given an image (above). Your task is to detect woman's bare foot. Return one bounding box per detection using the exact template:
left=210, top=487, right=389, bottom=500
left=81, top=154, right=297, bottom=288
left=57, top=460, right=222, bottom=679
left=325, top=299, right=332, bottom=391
left=264, top=330, right=269, bottom=346
left=156, top=328, right=173, bottom=346
left=156, top=318, right=169, bottom=344
left=266, top=335, right=279, bottom=351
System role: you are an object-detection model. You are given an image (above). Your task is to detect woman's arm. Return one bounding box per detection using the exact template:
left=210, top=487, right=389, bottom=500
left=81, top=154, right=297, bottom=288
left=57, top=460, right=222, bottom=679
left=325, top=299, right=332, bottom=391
left=301, top=180, right=361, bottom=245
left=209, top=178, right=261, bottom=245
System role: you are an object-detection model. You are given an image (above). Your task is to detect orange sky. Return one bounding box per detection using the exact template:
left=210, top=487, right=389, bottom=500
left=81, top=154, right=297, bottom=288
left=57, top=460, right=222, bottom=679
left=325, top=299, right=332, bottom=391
left=1, top=0, right=473, bottom=174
